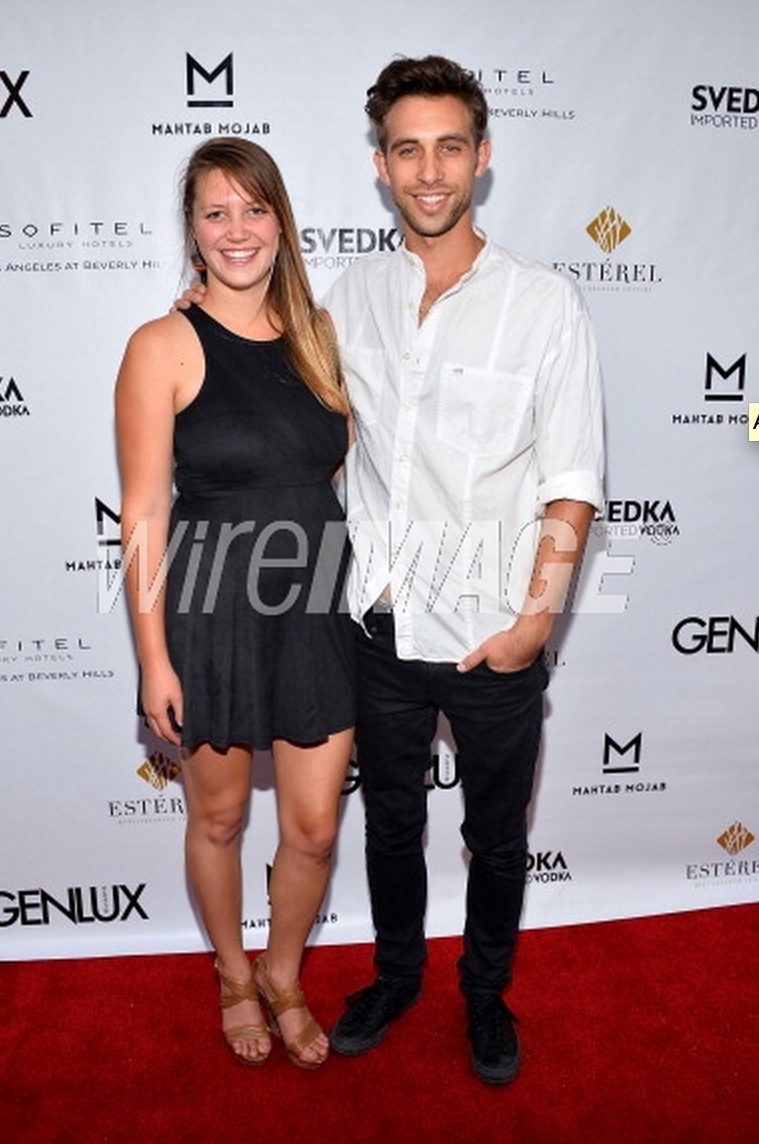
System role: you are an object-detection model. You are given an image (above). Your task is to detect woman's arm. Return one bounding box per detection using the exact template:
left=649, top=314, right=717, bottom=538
left=114, top=315, right=191, bottom=744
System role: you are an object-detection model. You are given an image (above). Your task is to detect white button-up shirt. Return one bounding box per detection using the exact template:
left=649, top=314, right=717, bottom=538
left=326, top=236, right=605, bottom=662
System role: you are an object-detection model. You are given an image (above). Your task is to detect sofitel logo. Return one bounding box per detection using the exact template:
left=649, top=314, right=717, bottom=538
left=186, top=53, right=233, bottom=108
left=474, top=63, right=576, bottom=123
left=0, top=883, right=148, bottom=926
left=586, top=207, right=631, bottom=254
left=0, top=69, right=31, bottom=118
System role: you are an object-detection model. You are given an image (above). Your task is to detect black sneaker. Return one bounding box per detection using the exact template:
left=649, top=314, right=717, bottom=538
left=466, top=995, right=520, bottom=1085
left=330, top=976, right=422, bottom=1056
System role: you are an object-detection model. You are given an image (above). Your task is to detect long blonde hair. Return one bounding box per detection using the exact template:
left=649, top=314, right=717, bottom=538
left=182, top=138, right=348, bottom=415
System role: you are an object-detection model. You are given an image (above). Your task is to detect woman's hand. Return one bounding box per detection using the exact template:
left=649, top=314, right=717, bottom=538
left=140, top=661, right=184, bottom=745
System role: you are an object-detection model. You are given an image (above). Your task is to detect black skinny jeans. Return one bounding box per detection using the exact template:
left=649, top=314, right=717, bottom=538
left=355, top=611, right=548, bottom=997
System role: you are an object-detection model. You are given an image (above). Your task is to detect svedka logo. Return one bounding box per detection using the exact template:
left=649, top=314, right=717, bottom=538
left=1, top=69, right=31, bottom=118
left=0, top=376, right=30, bottom=418
left=186, top=53, right=233, bottom=108
left=604, top=499, right=680, bottom=545
left=300, top=226, right=401, bottom=272
left=0, top=883, right=148, bottom=926
left=691, top=84, right=759, bottom=130
left=671, top=615, right=759, bottom=655
left=526, top=851, right=571, bottom=885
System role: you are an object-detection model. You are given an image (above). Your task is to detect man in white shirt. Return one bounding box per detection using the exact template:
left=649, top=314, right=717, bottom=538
left=327, top=56, right=604, bottom=1084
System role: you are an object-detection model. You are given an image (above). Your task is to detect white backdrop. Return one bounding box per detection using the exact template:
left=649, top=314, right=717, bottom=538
left=2, top=0, right=757, bottom=960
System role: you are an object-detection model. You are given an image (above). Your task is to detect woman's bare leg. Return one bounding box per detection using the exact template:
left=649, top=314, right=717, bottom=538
left=264, top=728, right=354, bottom=1064
left=182, top=742, right=271, bottom=1063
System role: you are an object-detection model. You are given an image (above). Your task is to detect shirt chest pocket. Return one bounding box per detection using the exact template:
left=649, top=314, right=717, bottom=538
left=437, top=365, right=535, bottom=458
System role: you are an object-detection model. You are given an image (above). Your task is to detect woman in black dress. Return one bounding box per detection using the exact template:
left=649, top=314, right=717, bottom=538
left=115, top=138, right=354, bottom=1068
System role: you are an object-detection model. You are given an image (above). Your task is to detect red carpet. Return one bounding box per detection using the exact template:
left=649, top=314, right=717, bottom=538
left=2, top=904, right=758, bottom=1144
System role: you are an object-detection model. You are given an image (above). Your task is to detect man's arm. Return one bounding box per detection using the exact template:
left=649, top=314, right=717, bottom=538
left=456, top=498, right=594, bottom=673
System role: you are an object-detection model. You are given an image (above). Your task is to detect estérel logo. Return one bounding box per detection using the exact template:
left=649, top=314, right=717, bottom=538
left=137, top=751, right=181, bottom=791
left=717, top=821, right=755, bottom=857
left=586, top=207, right=632, bottom=254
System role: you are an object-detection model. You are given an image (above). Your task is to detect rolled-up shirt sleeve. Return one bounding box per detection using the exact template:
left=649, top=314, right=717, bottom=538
left=533, top=279, right=605, bottom=514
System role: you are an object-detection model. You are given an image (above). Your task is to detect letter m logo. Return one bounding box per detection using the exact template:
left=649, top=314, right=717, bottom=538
left=95, top=497, right=121, bottom=548
left=186, top=53, right=234, bottom=108
left=603, top=732, right=642, bottom=774
left=704, top=352, right=746, bottom=402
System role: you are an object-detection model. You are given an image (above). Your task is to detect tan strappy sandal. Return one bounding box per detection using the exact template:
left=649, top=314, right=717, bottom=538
left=216, top=960, right=271, bottom=1066
left=252, top=954, right=326, bottom=1069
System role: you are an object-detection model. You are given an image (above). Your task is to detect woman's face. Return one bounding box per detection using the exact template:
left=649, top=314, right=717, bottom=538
left=190, top=166, right=280, bottom=293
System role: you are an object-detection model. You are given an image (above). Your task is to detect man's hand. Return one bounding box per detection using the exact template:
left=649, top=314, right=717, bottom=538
left=172, top=277, right=207, bottom=311
left=457, top=615, right=549, bottom=674
left=457, top=499, right=595, bottom=674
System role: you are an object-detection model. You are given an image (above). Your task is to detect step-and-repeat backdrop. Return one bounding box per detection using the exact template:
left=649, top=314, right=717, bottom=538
left=2, top=0, right=757, bottom=959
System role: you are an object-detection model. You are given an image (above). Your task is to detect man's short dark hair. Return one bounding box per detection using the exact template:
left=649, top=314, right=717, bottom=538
left=365, top=55, right=490, bottom=152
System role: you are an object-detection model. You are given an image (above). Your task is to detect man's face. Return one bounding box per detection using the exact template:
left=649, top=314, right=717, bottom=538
left=374, top=94, right=491, bottom=242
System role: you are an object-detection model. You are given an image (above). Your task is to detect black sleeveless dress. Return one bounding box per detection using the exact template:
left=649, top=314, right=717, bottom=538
left=163, top=304, right=354, bottom=751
